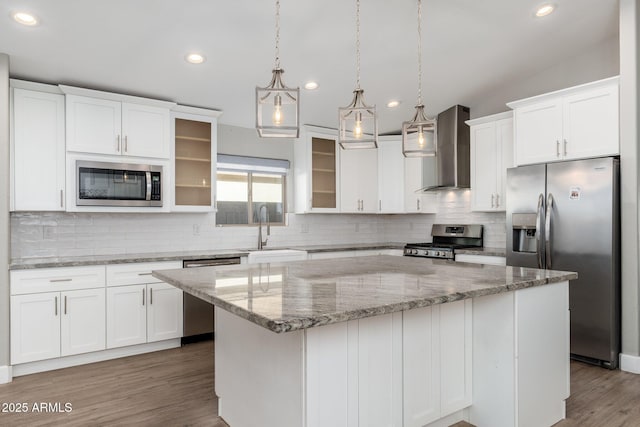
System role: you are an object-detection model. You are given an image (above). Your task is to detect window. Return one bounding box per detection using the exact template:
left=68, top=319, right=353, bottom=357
left=216, top=155, right=288, bottom=226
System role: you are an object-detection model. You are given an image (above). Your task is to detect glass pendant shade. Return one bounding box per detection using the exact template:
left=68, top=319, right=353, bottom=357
left=402, top=104, right=436, bottom=157
left=256, top=68, right=300, bottom=138
left=339, top=89, right=378, bottom=149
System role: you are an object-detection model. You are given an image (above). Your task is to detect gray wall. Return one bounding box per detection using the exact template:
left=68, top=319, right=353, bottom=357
left=1, top=53, right=10, bottom=368
left=469, top=36, right=620, bottom=119
left=620, top=0, right=640, bottom=359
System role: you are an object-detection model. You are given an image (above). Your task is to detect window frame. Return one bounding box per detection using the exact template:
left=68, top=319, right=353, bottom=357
left=215, top=169, right=287, bottom=227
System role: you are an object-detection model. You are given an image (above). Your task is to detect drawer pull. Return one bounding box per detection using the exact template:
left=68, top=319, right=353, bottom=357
left=50, top=278, right=72, bottom=283
left=138, top=272, right=153, bottom=276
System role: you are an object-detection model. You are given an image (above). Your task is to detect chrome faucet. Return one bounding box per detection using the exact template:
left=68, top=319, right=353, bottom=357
left=257, top=204, right=270, bottom=250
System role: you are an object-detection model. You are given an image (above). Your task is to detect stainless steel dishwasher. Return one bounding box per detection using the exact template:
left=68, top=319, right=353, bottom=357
left=182, top=257, right=241, bottom=343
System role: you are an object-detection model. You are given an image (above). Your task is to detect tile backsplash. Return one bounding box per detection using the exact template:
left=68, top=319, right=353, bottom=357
left=11, top=190, right=506, bottom=259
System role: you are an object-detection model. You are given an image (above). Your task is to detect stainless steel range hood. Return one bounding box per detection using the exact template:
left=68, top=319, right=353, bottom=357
left=421, top=105, right=470, bottom=191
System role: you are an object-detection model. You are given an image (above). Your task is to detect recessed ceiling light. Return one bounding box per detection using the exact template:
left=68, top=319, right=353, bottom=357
left=304, top=81, right=318, bottom=90
left=387, top=100, right=401, bottom=108
left=185, top=53, right=205, bottom=64
left=13, top=12, right=38, bottom=26
left=535, top=4, right=555, bottom=17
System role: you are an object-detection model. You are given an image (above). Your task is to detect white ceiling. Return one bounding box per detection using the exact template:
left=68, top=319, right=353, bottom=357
left=0, top=0, right=619, bottom=134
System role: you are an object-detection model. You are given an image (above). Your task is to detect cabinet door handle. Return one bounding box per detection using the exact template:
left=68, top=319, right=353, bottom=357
left=60, top=189, right=64, bottom=208
left=142, top=288, right=146, bottom=306
left=417, top=198, right=420, bottom=211
left=379, top=200, right=381, bottom=211
left=491, top=194, right=495, bottom=208
left=50, top=278, right=72, bottom=283
left=64, top=295, right=67, bottom=315
left=563, top=139, right=567, bottom=156
left=556, top=140, right=560, bottom=157
left=496, top=194, right=500, bottom=208
left=214, top=194, right=217, bottom=210
left=150, top=288, right=153, bottom=305
left=117, top=135, right=121, bottom=153
left=55, top=296, right=58, bottom=316
left=138, top=272, right=153, bottom=276
left=124, top=135, right=128, bottom=153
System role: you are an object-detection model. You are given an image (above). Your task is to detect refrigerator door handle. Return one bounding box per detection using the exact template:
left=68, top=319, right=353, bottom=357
left=545, top=193, right=554, bottom=269
left=536, top=193, right=545, bottom=268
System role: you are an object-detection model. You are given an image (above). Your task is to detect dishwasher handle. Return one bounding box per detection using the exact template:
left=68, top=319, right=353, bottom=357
left=183, top=257, right=242, bottom=268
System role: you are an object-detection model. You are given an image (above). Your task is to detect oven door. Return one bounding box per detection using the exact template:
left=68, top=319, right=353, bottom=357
left=76, top=160, right=162, bottom=207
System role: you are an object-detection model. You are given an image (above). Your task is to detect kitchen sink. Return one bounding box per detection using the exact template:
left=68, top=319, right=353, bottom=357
left=247, top=249, right=308, bottom=264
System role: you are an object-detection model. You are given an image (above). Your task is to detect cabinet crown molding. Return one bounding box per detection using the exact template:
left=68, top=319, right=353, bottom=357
left=59, top=84, right=177, bottom=108
left=466, top=111, right=513, bottom=126
left=506, top=75, right=619, bottom=109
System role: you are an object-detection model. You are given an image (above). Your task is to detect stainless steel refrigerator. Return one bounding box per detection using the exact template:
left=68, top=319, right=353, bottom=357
left=506, top=157, right=620, bottom=368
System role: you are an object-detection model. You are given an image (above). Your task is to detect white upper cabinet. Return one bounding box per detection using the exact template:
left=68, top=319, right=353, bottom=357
left=66, top=95, right=122, bottom=156
left=377, top=138, right=405, bottom=213
left=171, top=106, right=221, bottom=212
left=468, top=112, right=514, bottom=212
left=62, top=86, right=174, bottom=159
left=294, top=126, right=341, bottom=213
left=508, top=76, right=619, bottom=166
left=11, top=86, right=66, bottom=211
left=340, top=147, right=378, bottom=213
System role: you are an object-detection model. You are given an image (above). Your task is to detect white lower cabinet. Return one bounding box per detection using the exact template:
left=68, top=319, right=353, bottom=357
left=106, top=283, right=182, bottom=348
left=60, top=288, right=106, bottom=356
left=11, top=292, right=61, bottom=364
left=10, top=266, right=107, bottom=365
left=455, top=254, right=506, bottom=266
left=106, top=285, right=147, bottom=348
left=146, top=283, right=184, bottom=342
left=106, top=262, right=183, bottom=349
left=11, top=288, right=106, bottom=364
left=10, top=261, right=182, bottom=372
left=305, top=300, right=472, bottom=427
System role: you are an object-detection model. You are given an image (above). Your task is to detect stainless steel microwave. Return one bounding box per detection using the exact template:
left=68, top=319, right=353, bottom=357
left=76, top=160, right=163, bottom=207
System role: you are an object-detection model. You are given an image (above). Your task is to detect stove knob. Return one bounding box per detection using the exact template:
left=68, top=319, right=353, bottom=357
left=412, top=249, right=418, bottom=255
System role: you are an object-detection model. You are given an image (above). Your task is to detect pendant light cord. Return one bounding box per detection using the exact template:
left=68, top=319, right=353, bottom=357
left=356, top=0, right=361, bottom=89
left=275, top=0, right=281, bottom=69
left=417, top=0, right=423, bottom=105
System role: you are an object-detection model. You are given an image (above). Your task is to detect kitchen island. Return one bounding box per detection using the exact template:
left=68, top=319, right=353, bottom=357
left=153, top=255, right=577, bottom=427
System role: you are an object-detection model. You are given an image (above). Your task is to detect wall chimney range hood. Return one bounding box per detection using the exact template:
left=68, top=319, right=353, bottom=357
left=421, top=105, right=470, bottom=191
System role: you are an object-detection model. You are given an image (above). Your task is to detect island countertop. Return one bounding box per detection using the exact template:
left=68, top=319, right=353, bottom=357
left=152, top=255, right=577, bottom=333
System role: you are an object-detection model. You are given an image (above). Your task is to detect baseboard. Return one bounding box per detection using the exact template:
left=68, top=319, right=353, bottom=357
left=620, top=353, right=640, bottom=374
left=12, top=339, right=181, bottom=377
left=0, top=365, right=12, bottom=384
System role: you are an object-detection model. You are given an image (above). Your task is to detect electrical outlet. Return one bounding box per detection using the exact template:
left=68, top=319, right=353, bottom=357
left=355, top=223, right=360, bottom=233
left=192, top=224, right=200, bottom=236
left=301, top=223, right=309, bottom=233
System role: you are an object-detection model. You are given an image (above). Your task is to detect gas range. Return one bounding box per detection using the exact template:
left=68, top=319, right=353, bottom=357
left=404, top=224, right=483, bottom=260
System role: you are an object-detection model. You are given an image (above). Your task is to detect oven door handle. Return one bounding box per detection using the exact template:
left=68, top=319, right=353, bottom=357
left=145, top=171, right=152, bottom=201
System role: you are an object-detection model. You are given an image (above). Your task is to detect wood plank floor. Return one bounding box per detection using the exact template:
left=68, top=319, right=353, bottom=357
left=0, top=340, right=226, bottom=426
left=1, top=341, right=640, bottom=426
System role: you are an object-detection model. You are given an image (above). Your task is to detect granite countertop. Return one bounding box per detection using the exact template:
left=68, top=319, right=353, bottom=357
left=9, top=243, right=405, bottom=270
left=152, top=255, right=577, bottom=334
left=455, top=247, right=506, bottom=257
left=9, top=250, right=251, bottom=270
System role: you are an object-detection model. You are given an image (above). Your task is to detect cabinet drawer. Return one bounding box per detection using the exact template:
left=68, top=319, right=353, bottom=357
left=106, top=261, right=182, bottom=286
left=11, top=266, right=106, bottom=295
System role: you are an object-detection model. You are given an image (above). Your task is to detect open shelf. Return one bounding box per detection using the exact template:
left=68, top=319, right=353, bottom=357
left=176, top=135, right=211, bottom=142
left=311, top=137, right=337, bottom=209
left=174, top=118, right=212, bottom=207
left=176, top=156, right=212, bottom=163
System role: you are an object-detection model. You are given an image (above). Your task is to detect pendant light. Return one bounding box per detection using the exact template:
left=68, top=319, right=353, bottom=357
left=402, top=0, right=437, bottom=157
left=338, top=0, right=378, bottom=149
left=256, top=0, right=300, bottom=138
